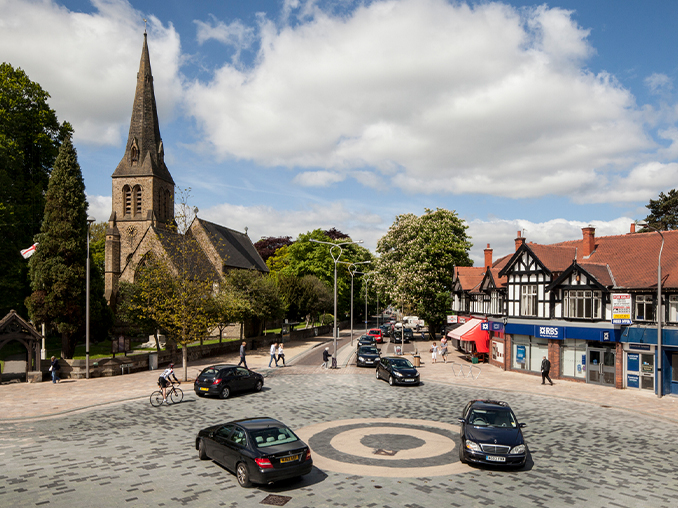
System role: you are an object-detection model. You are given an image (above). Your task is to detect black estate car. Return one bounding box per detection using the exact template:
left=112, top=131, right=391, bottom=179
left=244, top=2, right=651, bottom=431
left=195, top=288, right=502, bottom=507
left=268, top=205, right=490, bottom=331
left=356, top=335, right=377, bottom=348
left=194, top=365, right=263, bottom=399
left=458, top=400, right=527, bottom=468
left=391, top=328, right=413, bottom=343
left=196, top=417, right=313, bottom=487
left=356, top=345, right=380, bottom=367
left=375, top=356, right=420, bottom=386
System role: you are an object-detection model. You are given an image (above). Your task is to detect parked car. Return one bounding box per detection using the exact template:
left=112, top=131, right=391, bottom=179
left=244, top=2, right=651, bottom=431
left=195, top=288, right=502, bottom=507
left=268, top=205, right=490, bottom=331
left=356, top=345, right=381, bottom=367
left=357, top=335, right=377, bottom=349
left=196, top=417, right=313, bottom=487
left=391, top=328, right=413, bottom=343
left=457, top=400, right=527, bottom=468
left=194, top=365, right=264, bottom=399
left=375, top=356, right=420, bottom=386
left=379, top=324, right=391, bottom=338
left=368, top=328, right=384, bottom=343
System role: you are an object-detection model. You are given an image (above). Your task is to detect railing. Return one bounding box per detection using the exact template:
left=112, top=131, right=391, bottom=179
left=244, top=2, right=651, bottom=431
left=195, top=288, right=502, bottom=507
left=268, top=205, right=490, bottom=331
left=450, top=361, right=481, bottom=380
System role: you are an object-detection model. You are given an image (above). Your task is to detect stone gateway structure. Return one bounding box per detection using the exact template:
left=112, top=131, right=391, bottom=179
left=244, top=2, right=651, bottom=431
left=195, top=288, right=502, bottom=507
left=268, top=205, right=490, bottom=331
left=104, top=33, right=267, bottom=307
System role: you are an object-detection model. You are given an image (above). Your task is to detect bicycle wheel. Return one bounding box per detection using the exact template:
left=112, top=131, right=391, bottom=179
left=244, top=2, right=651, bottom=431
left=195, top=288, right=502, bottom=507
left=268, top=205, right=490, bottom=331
left=170, top=387, right=183, bottom=404
left=150, top=390, right=164, bottom=407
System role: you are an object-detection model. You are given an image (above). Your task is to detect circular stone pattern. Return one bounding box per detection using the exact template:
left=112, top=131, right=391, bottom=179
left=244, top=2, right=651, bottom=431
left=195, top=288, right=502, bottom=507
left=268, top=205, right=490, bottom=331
left=295, top=418, right=466, bottom=477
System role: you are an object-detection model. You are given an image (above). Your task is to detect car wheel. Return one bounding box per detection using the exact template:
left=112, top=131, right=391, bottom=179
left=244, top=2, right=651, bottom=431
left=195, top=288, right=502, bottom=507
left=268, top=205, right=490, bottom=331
left=198, top=439, right=208, bottom=460
left=254, top=380, right=263, bottom=392
left=458, top=442, right=466, bottom=463
left=236, top=462, right=252, bottom=487
left=375, top=369, right=380, bottom=380
left=388, top=375, right=394, bottom=386
left=220, top=386, right=230, bottom=399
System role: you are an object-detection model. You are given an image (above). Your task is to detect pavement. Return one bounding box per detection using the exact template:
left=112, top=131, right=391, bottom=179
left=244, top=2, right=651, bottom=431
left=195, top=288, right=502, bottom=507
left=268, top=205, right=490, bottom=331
left=2, top=331, right=678, bottom=423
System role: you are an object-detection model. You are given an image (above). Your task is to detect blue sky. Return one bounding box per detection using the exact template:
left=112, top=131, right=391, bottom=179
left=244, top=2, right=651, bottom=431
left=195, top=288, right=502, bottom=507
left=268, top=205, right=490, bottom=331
left=2, top=0, right=678, bottom=264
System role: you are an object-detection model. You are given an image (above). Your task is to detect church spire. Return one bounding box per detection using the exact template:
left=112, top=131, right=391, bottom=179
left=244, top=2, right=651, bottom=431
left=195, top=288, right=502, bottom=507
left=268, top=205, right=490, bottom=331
left=113, top=33, right=174, bottom=184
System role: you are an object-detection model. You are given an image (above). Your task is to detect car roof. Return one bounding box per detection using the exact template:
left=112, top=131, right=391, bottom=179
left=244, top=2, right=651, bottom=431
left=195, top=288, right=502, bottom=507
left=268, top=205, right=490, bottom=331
left=469, top=400, right=511, bottom=409
left=229, top=417, right=285, bottom=430
left=383, top=356, right=409, bottom=361
left=205, top=364, right=236, bottom=370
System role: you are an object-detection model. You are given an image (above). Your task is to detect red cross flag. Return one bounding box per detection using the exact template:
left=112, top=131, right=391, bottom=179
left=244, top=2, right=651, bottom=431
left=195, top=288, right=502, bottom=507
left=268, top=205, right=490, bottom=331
left=20, top=243, right=38, bottom=259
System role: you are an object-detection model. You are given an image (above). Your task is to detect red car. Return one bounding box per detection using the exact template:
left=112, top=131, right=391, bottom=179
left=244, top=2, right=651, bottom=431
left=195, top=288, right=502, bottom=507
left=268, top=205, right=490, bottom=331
left=368, top=328, right=383, bottom=343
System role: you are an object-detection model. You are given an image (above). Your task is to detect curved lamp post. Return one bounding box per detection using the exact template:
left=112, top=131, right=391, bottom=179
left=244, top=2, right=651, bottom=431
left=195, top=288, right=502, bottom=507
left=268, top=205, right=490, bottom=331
left=638, top=222, right=665, bottom=398
left=339, top=261, right=371, bottom=346
left=310, top=238, right=363, bottom=367
left=86, top=216, right=95, bottom=379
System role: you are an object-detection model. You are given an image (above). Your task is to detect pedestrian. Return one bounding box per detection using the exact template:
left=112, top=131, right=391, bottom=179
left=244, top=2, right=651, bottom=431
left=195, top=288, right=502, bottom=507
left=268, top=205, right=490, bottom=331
left=237, top=341, right=248, bottom=369
left=322, top=347, right=331, bottom=368
left=269, top=342, right=278, bottom=367
left=49, top=356, right=61, bottom=383
left=277, top=343, right=285, bottom=367
left=440, top=340, right=448, bottom=363
left=430, top=342, right=438, bottom=364
left=541, top=355, right=553, bottom=385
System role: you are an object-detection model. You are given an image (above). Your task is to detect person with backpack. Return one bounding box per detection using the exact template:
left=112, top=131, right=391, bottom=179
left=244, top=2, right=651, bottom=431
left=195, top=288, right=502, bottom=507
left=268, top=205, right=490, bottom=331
left=49, top=356, right=61, bottom=383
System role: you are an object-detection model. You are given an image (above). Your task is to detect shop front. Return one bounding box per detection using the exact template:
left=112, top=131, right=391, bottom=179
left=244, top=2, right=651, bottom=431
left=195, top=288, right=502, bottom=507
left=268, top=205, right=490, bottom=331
left=623, top=343, right=655, bottom=391
left=621, top=326, right=678, bottom=395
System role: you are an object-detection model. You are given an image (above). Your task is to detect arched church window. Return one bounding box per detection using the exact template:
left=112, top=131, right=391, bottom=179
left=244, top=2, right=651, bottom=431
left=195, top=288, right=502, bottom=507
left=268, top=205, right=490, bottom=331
left=123, top=185, right=131, bottom=216
left=130, top=138, right=139, bottom=166
left=133, top=185, right=142, bottom=216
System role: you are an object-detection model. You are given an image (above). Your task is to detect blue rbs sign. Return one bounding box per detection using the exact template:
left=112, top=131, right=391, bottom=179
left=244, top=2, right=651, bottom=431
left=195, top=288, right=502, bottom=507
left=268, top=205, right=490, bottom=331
left=534, top=325, right=562, bottom=340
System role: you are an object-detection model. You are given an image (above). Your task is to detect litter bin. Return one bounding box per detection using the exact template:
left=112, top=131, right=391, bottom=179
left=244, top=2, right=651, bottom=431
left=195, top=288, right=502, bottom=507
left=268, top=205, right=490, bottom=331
left=471, top=356, right=479, bottom=364
left=149, top=352, right=158, bottom=370
left=412, top=355, right=421, bottom=367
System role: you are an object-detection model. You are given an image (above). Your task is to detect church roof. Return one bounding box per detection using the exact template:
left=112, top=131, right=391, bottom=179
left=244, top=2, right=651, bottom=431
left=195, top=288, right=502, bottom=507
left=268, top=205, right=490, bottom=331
left=112, top=33, right=174, bottom=184
left=194, top=218, right=269, bottom=272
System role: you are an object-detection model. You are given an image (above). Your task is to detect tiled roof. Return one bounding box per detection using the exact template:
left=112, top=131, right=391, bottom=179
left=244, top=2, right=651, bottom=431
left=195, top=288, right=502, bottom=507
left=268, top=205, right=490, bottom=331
left=526, top=243, right=577, bottom=273
left=577, top=263, right=614, bottom=287
left=196, top=218, right=269, bottom=272
left=454, top=266, right=485, bottom=292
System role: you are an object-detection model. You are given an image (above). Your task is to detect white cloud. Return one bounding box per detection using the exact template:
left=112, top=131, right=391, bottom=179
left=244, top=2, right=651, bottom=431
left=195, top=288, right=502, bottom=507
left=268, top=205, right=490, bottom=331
left=86, top=193, right=112, bottom=223
left=194, top=15, right=255, bottom=61
left=0, top=0, right=182, bottom=145
left=185, top=0, right=652, bottom=199
left=292, top=170, right=345, bottom=187
left=645, top=73, right=673, bottom=94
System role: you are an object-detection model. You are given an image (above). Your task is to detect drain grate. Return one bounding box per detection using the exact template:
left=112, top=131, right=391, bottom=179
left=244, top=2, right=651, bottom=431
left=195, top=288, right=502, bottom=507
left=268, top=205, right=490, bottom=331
left=260, top=494, right=292, bottom=506
left=374, top=449, right=397, bottom=456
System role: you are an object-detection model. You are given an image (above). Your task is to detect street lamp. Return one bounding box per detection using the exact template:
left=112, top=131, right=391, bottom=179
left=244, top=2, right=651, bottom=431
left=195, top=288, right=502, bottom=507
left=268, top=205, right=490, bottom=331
left=638, top=222, right=665, bottom=398
left=309, top=238, right=363, bottom=367
left=362, top=272, right=374, bottom=334
left=86, top=216, right=95, bottom=379
left=339, top=261, right=371, bottom=346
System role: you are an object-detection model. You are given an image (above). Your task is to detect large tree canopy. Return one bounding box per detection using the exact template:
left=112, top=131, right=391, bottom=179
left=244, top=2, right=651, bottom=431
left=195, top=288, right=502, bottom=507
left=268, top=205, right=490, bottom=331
left=254, top=236, right=293, bottom=262
left=374, top=208, right=472, bottom=336
left=0, top=62, right=72, bottom=317
left=643, top=189, right=678, bottom=231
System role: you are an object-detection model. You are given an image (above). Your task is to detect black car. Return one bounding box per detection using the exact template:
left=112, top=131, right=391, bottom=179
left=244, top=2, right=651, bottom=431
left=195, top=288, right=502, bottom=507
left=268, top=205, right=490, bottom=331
left=356, top=345, right=380, bottom=367
left=196, top=417, right=313, bottom=487
left=356, top=335, right=377, bottom=348
left=391, top=328, right=413, bottom=343
left=379, top=324, right=391, bottom=338
left=458, top=400, right=527, bottom=468
left=194, top=364, right=264, bottom=399
left=375, top=356, right=420, bottom=386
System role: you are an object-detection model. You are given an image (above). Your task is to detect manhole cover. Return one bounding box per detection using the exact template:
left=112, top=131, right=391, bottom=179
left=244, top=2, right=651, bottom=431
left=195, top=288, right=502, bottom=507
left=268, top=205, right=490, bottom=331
left=261, top=494, right=292, bottom=506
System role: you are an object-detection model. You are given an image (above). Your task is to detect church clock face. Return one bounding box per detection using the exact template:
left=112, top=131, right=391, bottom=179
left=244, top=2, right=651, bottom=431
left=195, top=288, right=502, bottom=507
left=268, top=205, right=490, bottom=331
left=126, top=225, right=138, bottom=247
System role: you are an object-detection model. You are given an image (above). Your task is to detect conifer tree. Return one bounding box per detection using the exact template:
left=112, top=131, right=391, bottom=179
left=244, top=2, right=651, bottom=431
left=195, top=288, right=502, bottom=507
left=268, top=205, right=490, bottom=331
left=26, top=136, right=88, bottom=358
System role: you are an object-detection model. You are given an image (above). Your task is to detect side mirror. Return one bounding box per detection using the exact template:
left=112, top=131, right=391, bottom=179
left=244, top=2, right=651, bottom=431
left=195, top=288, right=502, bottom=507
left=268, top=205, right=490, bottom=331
left=457, top=418, right=466, bottom=424
left=519, top=423, right=526, bottom=428
left=208, top=432, right=215, bottom=438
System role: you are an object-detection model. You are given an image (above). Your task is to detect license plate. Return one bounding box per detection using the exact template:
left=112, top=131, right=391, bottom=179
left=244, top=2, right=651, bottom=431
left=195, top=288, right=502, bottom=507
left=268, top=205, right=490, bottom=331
left=280, top=455, right=299, bottom=463
left=200, top=387, right=209, bottom=391
left=404, top=378, right=414, bottom=382
left=486, top=455, right=505, bottom=462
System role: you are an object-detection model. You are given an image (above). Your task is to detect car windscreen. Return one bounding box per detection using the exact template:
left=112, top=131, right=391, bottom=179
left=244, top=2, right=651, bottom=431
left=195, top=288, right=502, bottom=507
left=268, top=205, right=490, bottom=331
left=468, top=408, right=517, bottom=428
left=369, top=330, right=380, bottom=334
left=390, top=358, right=414, bottom=368
left=359, top=347, right=379, bottom=355
left=199, top=367, right=220, bottom=379
left=250, top=426, right=300, bottom=448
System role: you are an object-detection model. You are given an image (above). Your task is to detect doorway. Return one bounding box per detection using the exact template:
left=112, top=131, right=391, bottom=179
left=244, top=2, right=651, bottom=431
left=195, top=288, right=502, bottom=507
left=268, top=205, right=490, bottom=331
left=670, top=353, right=678, bottom=396
left=587, top=348, right=616, bottom=387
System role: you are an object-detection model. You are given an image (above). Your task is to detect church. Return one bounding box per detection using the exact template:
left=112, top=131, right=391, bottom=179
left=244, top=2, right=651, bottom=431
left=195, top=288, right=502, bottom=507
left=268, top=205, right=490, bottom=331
left=104, top=33, right=268, bottom=307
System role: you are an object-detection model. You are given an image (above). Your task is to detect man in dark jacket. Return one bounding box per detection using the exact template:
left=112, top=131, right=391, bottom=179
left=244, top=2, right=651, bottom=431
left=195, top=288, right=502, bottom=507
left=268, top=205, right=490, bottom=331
left=322, top=347, right=331, bottom=369
left=541, top=356, right=553, bottom=385
left=238, top=341, right=248, bottom=369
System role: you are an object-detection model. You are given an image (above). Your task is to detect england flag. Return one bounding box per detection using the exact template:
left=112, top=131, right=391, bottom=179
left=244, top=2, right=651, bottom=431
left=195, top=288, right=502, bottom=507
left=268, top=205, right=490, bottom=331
left=21, top=243, right=38, bottom=259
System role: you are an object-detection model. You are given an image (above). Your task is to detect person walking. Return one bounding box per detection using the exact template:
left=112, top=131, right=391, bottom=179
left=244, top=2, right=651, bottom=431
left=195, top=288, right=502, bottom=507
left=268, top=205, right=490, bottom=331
left=237, top=341, right=248, bottom=369
left=49, top=356, right=61, bottom=383
left=541, top=356, right=554, bottom=385
left=322, top=347, right=331, bottom=368
left=430, top=342, right=438, bottom=364
left=269, top=342, right=279, bottom=367
left=277, top=343, right=285, bottom=367
left=440, top=340, right=448, bottom=364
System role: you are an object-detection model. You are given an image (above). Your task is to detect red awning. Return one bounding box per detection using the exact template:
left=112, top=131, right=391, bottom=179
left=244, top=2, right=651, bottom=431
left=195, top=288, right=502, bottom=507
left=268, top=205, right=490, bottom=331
left=460, top=321, right=489, bottom=353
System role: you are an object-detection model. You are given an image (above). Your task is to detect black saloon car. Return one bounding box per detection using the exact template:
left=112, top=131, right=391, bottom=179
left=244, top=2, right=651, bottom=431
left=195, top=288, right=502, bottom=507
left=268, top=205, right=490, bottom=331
left=379, top=324, right=391, bottom=338
left=391, top=328, right=413, bottom=343
left=375, top=356, right=420, bottom=386
left=458, top=400, right=527, bottom=468
left=196, top=417, right=313, bottom=487
left=194, top=364, right=264, bottom=399
left=356, top=335, right=377, bottom=348
left=356, top=345, right=380, bottom=367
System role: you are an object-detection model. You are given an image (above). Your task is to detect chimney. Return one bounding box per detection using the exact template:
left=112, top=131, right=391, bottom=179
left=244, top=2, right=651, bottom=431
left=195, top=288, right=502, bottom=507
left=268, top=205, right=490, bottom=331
left=582, top=227, right=595, bottom=257
left=515, top=231, right=525, bottom=251
left=630, top=223, right=636, bottom=234
left=484, top=243, right=493, bottom=268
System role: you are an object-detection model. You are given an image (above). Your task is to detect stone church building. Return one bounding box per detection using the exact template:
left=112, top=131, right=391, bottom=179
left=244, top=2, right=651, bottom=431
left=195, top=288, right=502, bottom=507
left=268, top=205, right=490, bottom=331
left=104, top=33, right=268, bottom=306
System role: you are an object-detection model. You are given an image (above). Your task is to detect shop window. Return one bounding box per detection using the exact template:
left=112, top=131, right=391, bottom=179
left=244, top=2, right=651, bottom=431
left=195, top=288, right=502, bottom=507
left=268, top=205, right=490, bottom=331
left=520, top=285, right=537, bottom=317
left=560, top=339, right=586, bottom=379
left=669, top=295, right=678, bottom=323
left=564, top=290, right=602, bottom=319
left=635, top=295, right=654, bottom=321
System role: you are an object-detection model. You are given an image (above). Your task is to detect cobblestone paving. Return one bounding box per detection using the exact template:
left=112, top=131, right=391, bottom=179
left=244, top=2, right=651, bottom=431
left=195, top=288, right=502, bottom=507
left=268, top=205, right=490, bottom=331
left=1, top=369, right=677, bottom=508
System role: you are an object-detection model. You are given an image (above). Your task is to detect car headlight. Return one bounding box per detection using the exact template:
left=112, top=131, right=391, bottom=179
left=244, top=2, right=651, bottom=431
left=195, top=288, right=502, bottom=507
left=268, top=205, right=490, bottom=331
left=394, top=371, right=403, bottom=377
left=509, top=444, right=526, bottom=454
left=465, top=441, right=482, bottom=452
left=358, top=357, right=365, bottom=361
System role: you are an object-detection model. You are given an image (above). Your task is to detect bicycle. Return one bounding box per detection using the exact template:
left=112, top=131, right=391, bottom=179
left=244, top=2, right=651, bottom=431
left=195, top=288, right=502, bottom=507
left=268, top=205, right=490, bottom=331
left=150, top=381, right=183, bottom=406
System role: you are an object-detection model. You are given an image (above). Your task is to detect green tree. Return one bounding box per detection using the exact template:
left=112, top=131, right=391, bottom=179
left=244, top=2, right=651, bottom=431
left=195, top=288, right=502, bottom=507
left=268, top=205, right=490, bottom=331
left=211, top=282, right=252, bottom=342
left=375, top=208, right=472, bottom=337
left=0, top=62, right=72, bottom=317
left=89, top=221, right=106, bottom=275
left=25, top=137, right=88, bottom=358
left=226, top=269, right=284, bottom=337
left=643, top=189, right=678, bottom=231
left=276, top=273, right=332, bottom=324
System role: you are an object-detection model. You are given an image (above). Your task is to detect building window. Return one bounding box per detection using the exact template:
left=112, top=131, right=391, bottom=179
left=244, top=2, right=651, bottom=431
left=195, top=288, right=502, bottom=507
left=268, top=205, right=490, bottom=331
left=520, top=285, right=537, bottom=316
left=669, top=295, right=678, bottom=323
left=133, top=185, right=142, bottom=216
left=635, top=295, right=654, bottom=321
left=560, top=339, right=586, bottom=379
left=511, top=335, right=548, bottom=372
left=563, top=290, right=602, bottom=319
left=123, top=185, right=131, bottom=216
left=490, top=292, right=504, bottom=315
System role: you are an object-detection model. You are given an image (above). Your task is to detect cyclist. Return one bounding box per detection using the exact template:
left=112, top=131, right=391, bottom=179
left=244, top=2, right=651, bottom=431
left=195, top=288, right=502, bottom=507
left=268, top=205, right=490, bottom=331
left=158, top=363, right=180, bottom=403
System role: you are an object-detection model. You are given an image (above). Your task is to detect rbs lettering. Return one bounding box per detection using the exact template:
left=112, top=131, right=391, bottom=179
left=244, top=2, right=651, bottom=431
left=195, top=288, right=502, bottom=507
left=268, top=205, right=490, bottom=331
left=539, top=326, right=559, bottom=338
